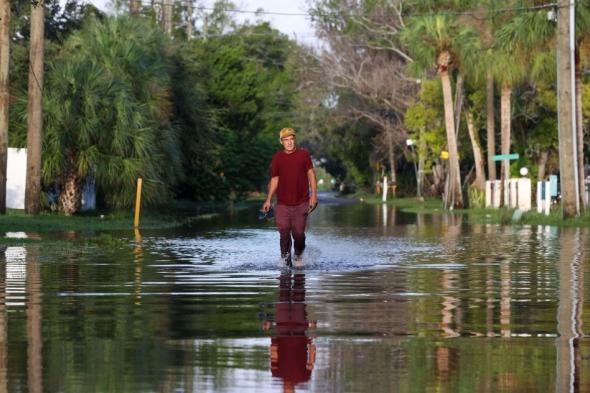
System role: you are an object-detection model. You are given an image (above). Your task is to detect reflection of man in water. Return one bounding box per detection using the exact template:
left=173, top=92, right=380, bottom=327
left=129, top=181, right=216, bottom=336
left=263, top=272, right=316, bottom=392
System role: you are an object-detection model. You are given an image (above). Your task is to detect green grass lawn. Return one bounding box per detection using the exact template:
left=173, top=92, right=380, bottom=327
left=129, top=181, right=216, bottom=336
left=353, top=192, right=590, bottom=227
left=0, top=199, right=260, bottom=233
left=1, top=194, right=588, bottom=235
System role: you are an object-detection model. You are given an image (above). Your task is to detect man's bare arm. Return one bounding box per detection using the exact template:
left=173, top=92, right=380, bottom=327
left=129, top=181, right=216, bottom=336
left=308, top=168, right=317, bottom=208
left=262, top=176, right=279, bottom=211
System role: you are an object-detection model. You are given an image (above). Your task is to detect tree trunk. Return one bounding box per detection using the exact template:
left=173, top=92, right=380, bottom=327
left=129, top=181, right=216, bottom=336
left=187, top=0, right=193, bottom=40
left=500, top=82, right=512, bottom=180
left=58, top=158, right=83, bottom=216
left=465, top=111, right=485, bottom=192
left=486, top=72, right=496, bottom=181
left=387, top=128, right=396, bottom=196
left=499, top=81, right=511, bottom=207
left=575, top=48, right=585, bottom=210
left=162, top=0, right=173, bottom=36
left=417, top=143, right=425, bottom=198
left=129, top=0, right=140, bottom=15
left=24, top=0, right=45, bottom=215
left=0, top=0, right=9, bottom=214
left=439, top=65, right=463, bottom=209
left=538, top=150, right=549, bottom=181
left=454, top=73, right=464, bottom=138
left=556, top=3, right=578, bottom=218
left=432, top=162, right=444, bottom=197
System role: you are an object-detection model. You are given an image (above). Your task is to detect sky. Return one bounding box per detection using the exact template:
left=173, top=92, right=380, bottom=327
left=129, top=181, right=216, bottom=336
left=86, top=0, right=319, bottom=46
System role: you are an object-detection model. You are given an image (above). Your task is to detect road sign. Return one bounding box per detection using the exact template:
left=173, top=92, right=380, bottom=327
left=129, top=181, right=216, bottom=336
left=492, top=153, right=519, bottom=161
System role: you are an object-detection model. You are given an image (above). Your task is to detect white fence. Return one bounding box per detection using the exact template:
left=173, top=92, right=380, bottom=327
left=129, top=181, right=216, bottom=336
left=485, top=175, right=590, bottom=216
left=485, top=179, right=532, bottom=211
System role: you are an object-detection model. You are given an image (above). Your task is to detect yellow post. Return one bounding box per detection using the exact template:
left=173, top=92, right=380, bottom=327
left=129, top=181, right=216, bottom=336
left=134, top=177, right=142, bottom=228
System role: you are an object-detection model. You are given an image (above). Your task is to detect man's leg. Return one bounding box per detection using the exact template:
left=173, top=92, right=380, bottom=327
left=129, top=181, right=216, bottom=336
left=274, top=204, right=292, bottom=263
left=291, top=202, right=309, bottom=257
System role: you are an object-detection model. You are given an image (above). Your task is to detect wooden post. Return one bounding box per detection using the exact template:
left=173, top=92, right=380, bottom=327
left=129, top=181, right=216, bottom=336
left=134, top=178, right=142, bottom=228
left=24, top=0, right=45, bottom=215
left=0, top=0, right=9, bottom=214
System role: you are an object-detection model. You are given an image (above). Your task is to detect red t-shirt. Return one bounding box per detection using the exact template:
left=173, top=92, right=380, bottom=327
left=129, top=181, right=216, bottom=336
left=271, top=148, right=313, bottom=205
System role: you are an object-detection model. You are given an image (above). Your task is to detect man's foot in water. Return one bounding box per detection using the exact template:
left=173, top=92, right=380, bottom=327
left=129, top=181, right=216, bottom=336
left=293, top=253, right=304, bottom=268
left=281, top=253, right=292, bottom=267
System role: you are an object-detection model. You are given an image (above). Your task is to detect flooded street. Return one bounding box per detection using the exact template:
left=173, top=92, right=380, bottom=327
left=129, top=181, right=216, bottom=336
left=1, top=200, right=590, bottom=392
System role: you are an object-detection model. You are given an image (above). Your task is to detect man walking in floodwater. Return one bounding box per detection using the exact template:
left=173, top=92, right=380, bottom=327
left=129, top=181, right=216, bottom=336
left=262, top=128, right=317, bottom=267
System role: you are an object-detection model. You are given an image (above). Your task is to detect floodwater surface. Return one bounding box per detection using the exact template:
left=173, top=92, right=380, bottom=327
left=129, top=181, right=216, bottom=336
left=1, top=198, right=590, bottom=392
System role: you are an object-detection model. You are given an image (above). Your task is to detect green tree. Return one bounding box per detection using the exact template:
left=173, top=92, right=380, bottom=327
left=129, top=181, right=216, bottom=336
left=493, top=9, right=552, bottom=206
left=404, top=79, right=447, bottom=197
left=401, top=15, right=480, bottom=208
left=198, top=23, right=299, bottom=198
left=41, top=17, right=181, bottom=213
left=168, top=40, right=224, bottom=201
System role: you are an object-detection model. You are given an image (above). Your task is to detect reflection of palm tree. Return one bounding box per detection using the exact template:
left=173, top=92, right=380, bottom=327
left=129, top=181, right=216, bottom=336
left=263, top=272, right=316, bottom=392
left=500, top=259, right=511, bottom=338
left=440, top=215, right=462, bottom=338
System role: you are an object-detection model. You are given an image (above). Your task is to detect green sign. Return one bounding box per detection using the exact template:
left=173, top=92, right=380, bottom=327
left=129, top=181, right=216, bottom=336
left=492, top=153, right=519, bottom=161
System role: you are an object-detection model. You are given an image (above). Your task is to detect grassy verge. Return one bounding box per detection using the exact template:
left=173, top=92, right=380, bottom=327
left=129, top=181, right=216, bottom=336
left=0, top=199, right=259, bottom=233
left=353, top=192, right=590, bottom=227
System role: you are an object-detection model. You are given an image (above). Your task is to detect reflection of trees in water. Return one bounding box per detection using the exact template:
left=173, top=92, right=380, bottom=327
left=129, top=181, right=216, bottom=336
left=0, top=250, right=7, bottom=393
left=556, top=228, right=585, bottom=393
left=293, top=220, right=590, bottom=392
left=500, top=258, right=511, bottom=338
left=440, top=214, right=462, bottom=338
left=26, top=248, right=42, bottom=393
left=0, top=219, right=588, bottom=392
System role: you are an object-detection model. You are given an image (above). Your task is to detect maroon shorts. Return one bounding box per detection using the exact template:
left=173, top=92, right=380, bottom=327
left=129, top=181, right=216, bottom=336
left=274, top=201, right=309, bottom=256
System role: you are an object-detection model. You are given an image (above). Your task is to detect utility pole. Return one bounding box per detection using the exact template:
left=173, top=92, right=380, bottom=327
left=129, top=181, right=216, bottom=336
left=130, top=0, right=141, bottom=15
left=556, top=0, right=579, bottom=218
left=25, top=0, right=45, bottom=215
left=187, top=0, right=193, bottom=40
left=162, top=0, right=173, bottom=36
left=0, top=0, right=10, bottom=214
left=575, top=48, right=586, bottom=210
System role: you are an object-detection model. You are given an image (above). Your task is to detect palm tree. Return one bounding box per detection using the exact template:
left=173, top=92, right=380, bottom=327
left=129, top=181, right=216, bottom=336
left=495, top=5, right=589, bottom=210
left=402, top=15, right=479, bottom=208
left=43, top=17, right=181, bottom=214
left=492, top=10, right=548, bottom=206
